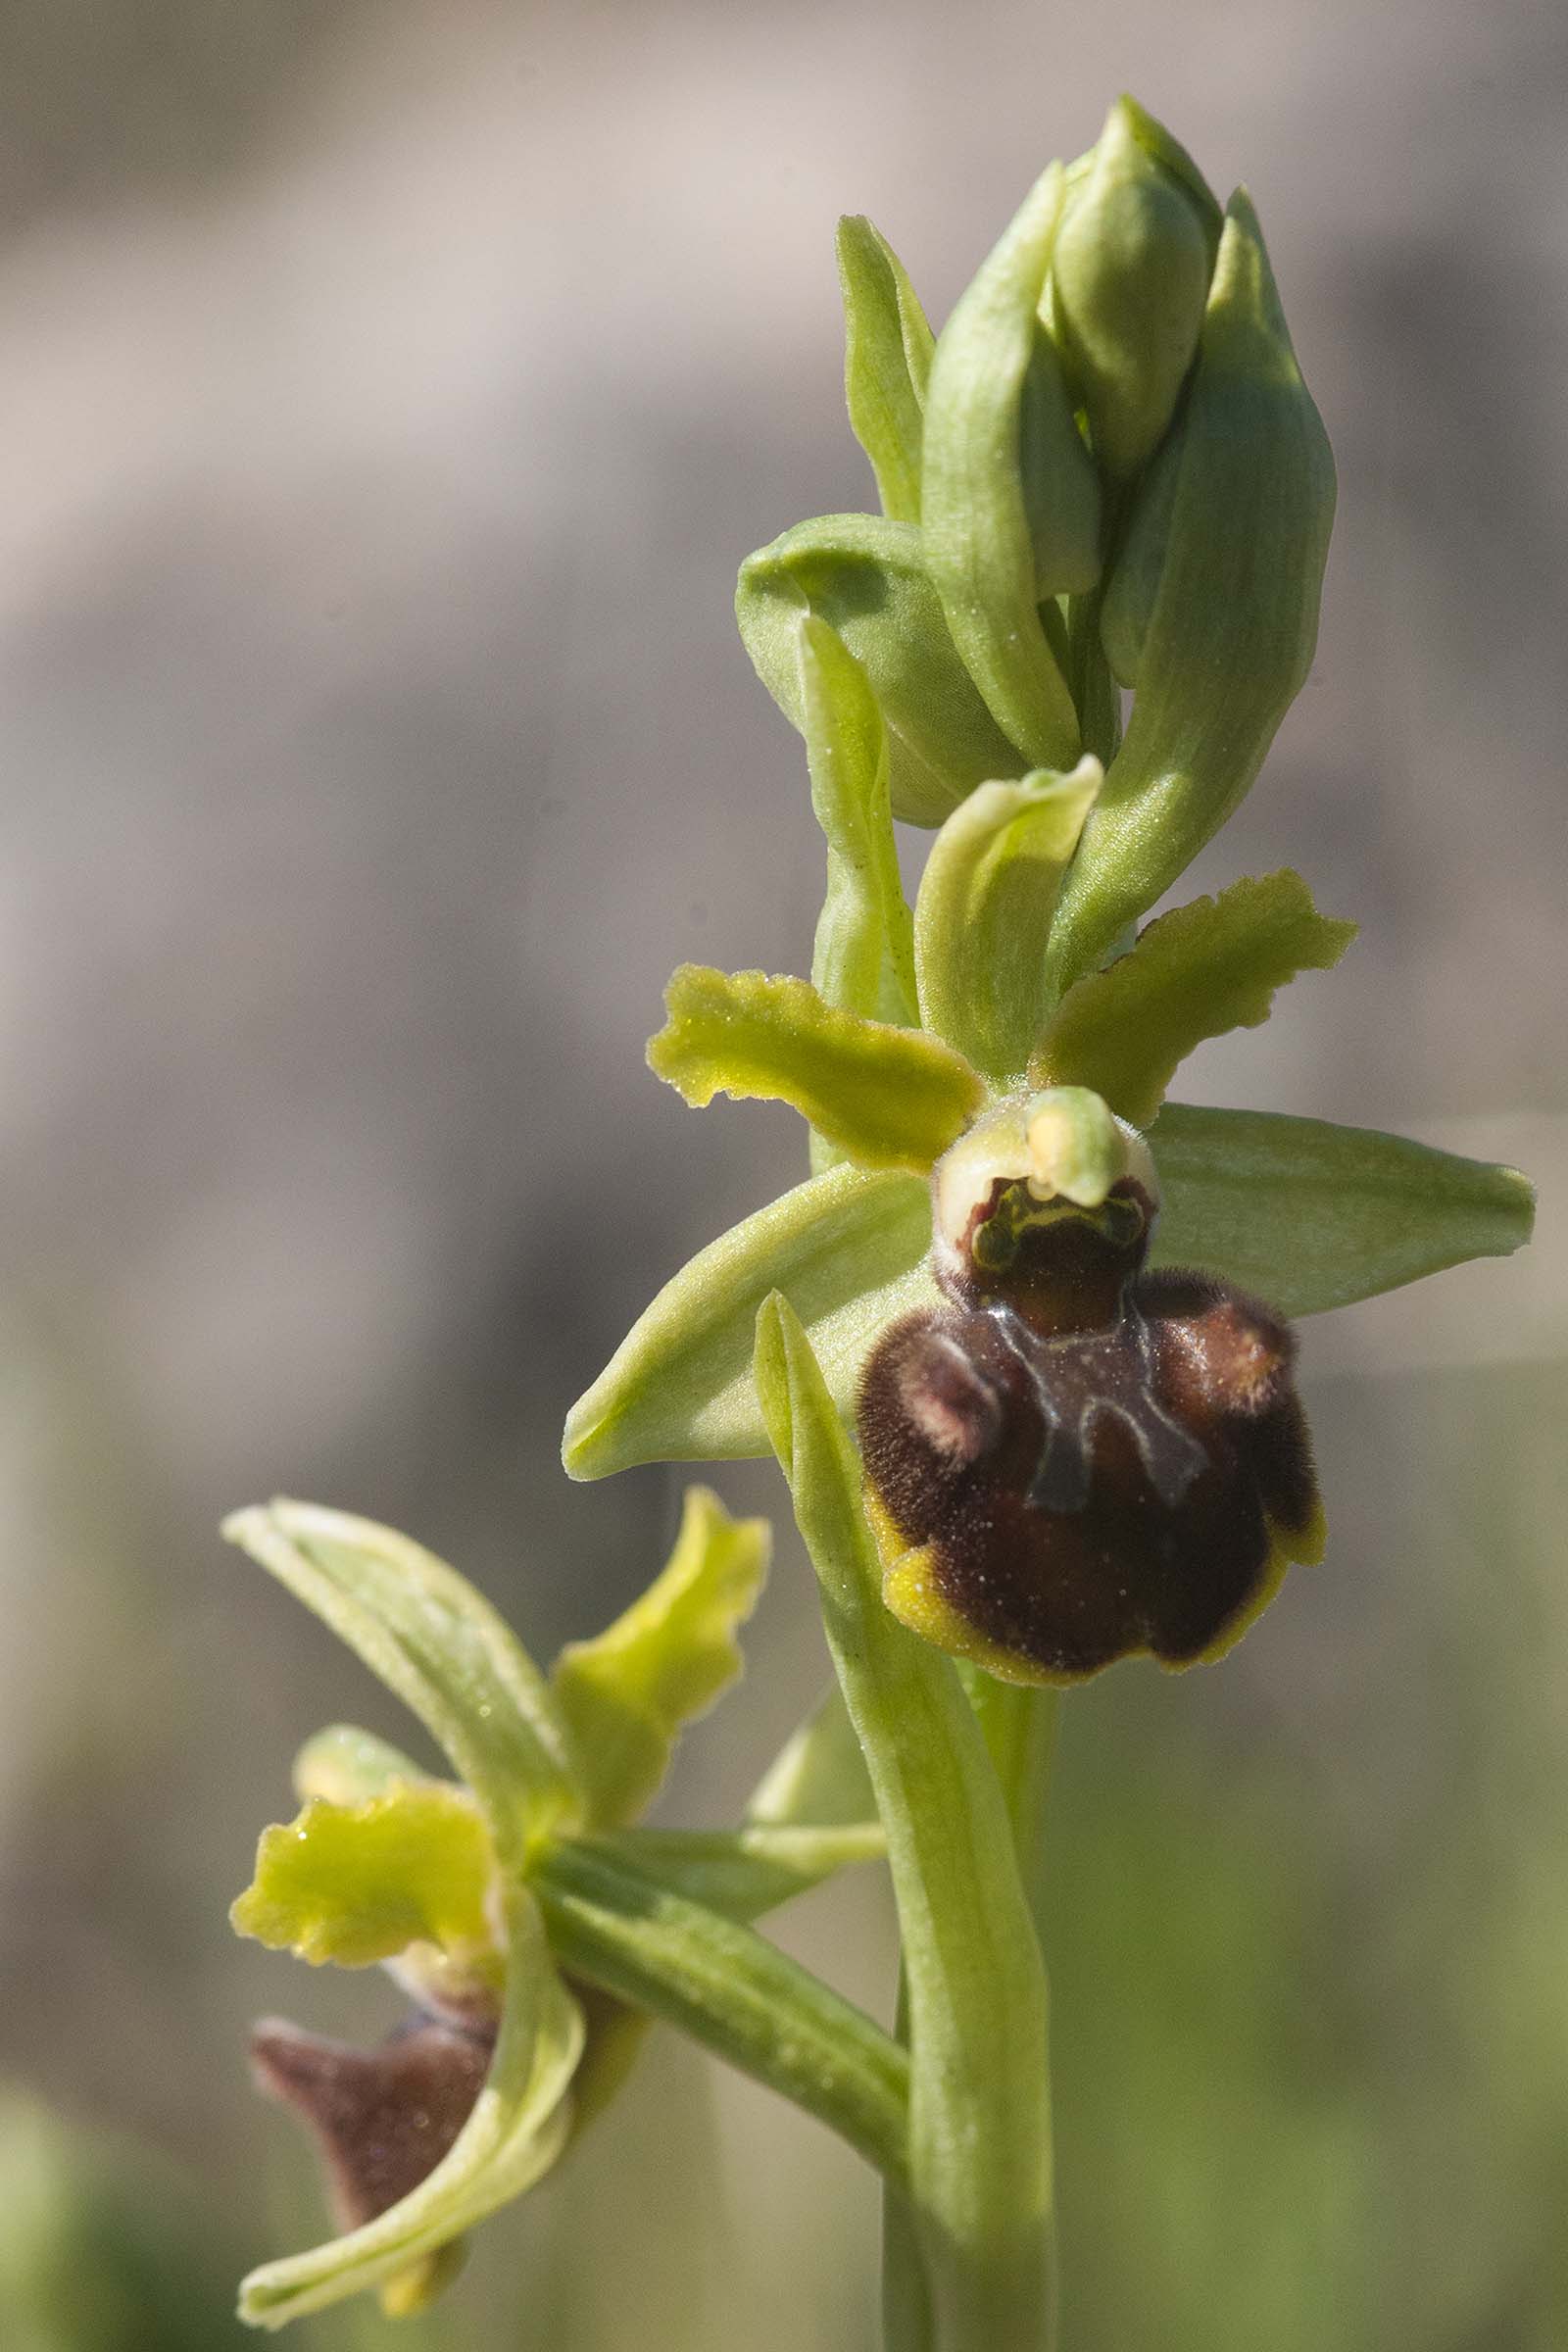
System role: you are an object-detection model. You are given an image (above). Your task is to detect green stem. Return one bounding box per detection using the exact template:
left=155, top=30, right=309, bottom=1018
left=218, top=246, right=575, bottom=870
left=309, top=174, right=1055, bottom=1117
left=881, top=1975, right=935, bottom=2352
left=961, top=1676, right=1062, bottom=2345
left=757, top=1297, right=1054, bottom=2352
left=960, top=1674, right=1062, bottom=1936
left=532, top=1838, right=909, bottom=2185
left=883, top=2182, right=935, bottom=2351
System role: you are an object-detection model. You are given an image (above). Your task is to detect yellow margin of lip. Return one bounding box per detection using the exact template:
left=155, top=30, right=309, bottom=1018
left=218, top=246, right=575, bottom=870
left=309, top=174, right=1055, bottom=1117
left=865, top=1483, right=1328, bottom=1687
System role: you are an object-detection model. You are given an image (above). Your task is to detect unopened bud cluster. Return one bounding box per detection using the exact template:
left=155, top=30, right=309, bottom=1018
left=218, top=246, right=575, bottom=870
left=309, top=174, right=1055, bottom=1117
left=739, top=94, right=1335, bottom=998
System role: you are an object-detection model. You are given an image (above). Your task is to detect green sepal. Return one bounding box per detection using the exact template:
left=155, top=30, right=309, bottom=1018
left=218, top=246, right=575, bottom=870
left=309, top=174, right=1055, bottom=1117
left=914, top=759, right=1102, bottom=1084
left=647, top=964, right=982, bottom=1172
left=1097, top=425, right=1177, bottom=689
left=550, top=1486, right=770, bottom=1830
left=1032, top=870, right=1356, bottom=1124
left=562, top=1159, right=935, bottom=1479
left=231, top=1785, right=499, bottom=1977
left=746, top=1683, right=876, bottom=1832
left=837, top=215, right=936, bottom=523
left=1045, top=189, right=1337, bottom=992
left=1149, top=1103, right=1536, bottom=1314
left=237, top=1886, right=583, bottom=2330
left=801, top=613, right=917, bottom=1176
left=590, top=1822, right=885, bottom=1922
left=803, top=617, right=916, bottom=1030
left=220, top=1502, right=582, bottom=1869
left=920, top=160, right=1096, bottom=770
left=611, top=1681, right=889, bottom=1920
left=755, top=1296, right=1054, bottom=2342
left=1048, top=95, right=1217, bottom=479
left=292, top=1724, right=427, bottom=1807
left=736, top=514, right=1029, bottom=825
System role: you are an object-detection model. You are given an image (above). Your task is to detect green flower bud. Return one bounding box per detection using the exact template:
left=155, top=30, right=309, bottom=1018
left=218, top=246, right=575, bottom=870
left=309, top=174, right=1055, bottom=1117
left=736, top=514, right=1029, bottom=824
left=1044, top=188, right=1337, bottom=994
left=836, top=215, right=936, bottom=524
left=1049, top=96, right=1220, bottom=481
left=920, top=161, right=1099, bottom=771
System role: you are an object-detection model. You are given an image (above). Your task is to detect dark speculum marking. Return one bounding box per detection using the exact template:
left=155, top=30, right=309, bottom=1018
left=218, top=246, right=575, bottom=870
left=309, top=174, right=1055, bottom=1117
left=858, top=1178, right=1320, bottom=1681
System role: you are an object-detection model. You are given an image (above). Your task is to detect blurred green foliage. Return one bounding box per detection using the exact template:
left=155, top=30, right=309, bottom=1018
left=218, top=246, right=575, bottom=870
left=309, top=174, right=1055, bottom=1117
left=0, top=2092, right=249, bottom=2352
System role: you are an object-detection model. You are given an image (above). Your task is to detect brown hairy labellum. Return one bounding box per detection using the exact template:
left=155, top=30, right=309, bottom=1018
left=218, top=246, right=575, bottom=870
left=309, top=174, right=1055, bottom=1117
left=858, top=1099, right=1324, bottom=1684
left=250, top=2011, right=496, bottom=2233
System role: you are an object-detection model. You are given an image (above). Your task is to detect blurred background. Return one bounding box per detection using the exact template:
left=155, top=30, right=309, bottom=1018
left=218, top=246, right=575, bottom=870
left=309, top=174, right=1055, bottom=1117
left=0, top=0, right=1563, bottom=2345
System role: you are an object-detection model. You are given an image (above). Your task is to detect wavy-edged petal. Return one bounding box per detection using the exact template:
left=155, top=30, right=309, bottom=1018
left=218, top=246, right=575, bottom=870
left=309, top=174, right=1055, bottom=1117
left=648, top=964, right=982, bottom=1172
left=551, top=1487, right=770, bottom=1829
left=232, top=1786, right=498, bottom=1976
left=1033, top=870, right=1355, bottom=1123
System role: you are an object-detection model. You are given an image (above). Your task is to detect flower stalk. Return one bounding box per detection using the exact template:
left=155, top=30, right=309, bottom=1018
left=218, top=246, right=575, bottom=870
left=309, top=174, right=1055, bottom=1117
left=757, top=1293, right=1054, bottom=2347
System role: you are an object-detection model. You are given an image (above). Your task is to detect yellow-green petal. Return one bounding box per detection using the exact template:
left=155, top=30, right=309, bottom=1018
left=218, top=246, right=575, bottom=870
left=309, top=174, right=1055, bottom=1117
left=231, top=1785, right=498, bottom=1974
left=1032, top=870, right=1356, bottom=1124
left=647, top=964, right=983, bottom=1172
left=562, top=1159, right=935, bottom=1479
left=914, top=760, right=1102, bottom=1084
left=1149, top=1103, right=1536, bottom=1314
left=551, top=1486, right=770, bottom=1829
